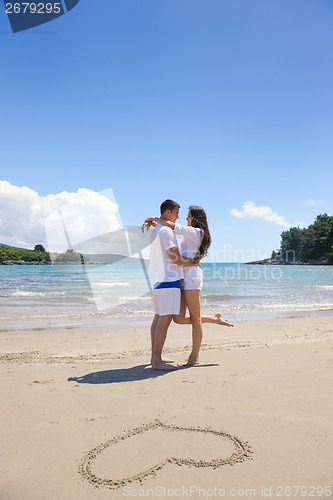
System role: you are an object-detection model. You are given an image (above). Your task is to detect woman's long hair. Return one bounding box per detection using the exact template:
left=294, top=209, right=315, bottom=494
left=189, top=205, right=211, bottom=261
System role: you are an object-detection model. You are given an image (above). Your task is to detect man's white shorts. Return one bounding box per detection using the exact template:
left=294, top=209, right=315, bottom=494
left=153, top=287, right=181, bottom=316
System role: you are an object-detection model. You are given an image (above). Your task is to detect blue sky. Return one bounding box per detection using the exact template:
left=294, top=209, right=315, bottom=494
left=1, top=0, right=333, bottom=261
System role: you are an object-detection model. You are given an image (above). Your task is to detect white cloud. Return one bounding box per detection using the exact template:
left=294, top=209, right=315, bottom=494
left=307, top=198, right=323, bottom=207
left=0, top=181, right=122, bottom=251
left=230, top=201, right=293, bottom=228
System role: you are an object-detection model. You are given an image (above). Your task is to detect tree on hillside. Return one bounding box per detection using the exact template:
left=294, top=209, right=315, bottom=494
left=274, top=214, right=333, bottom=263
left=34, top=244, right=46, bottom=252
left=280, top=226, right=304, bottom=261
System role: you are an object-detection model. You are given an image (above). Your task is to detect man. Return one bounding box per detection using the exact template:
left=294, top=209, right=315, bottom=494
left=148, top=199, right=199, bottom=370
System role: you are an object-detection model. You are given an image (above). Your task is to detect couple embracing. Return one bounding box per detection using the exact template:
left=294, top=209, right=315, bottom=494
left=142, top=199, right=233, bottom=371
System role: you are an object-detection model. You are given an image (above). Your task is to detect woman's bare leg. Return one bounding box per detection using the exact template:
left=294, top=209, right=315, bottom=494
left=173, top=292, right=234, bottom=328
left=202, top=313, right=234, bottom=327
left=173, top=291, right=187, bottom=324
left=178, top=290, right=202, bottom=366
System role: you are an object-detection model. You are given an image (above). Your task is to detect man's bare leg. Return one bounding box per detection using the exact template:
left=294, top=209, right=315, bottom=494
left=150, top=314, right=174, bottom=364
left=151, top=314, right=178, bottom=370
left=150, top=314, right=159, bottom=359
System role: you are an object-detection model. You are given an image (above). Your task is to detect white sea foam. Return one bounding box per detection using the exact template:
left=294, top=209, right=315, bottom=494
left=11, top=289, right=66, bottom=297
left=311, top=285, right=333, bottom=289
left=90, top=282, right=131, bottom=288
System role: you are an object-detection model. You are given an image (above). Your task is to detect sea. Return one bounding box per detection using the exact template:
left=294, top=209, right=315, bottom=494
left=1, top=262, right=333, bottom=329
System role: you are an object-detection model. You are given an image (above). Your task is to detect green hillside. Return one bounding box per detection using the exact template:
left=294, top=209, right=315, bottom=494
left=0, top=244, right=84, bottom=264
left=0, top=243, right=51, bottom=264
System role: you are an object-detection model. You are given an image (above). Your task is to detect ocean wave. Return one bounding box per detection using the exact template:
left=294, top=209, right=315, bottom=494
left=90, top=295, right=151, bottom=304
left=201, top=294, right=234, bottom=301
left=0, top=308, right=154, bottom=321
left=212, top=302, right=333, bottom=313
left=11, top=289, right=66, bottom=298
left=258, top=302, right=333, bottom=311
left=90, top=282, right=131, bottom=288
left=308, top=285, right=333, bottom=290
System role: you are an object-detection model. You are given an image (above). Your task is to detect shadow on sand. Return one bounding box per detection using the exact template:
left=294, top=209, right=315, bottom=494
left=68, top=363, right=219, bottom=384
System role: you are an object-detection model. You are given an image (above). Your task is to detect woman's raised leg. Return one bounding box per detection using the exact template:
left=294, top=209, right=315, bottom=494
left=202, top=313, right=234, bottom=327
left=173, top=293, right=234, bottom=328
left=172, top=290, right=187, bottom=324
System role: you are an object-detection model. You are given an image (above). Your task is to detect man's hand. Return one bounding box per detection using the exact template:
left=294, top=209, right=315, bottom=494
left=167, top=247, right=200, bottom=266
left=141, top=217, right=156, bottom=233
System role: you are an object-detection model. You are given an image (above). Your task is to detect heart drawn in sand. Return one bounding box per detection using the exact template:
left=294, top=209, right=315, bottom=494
left=79, top=420, right=253, bottom=490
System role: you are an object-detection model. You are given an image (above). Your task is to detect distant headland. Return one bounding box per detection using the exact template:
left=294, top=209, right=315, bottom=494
left=246, top=214, right=333, bottom=266
left=0, top=244, right=84, bottom=265
left=0, top=243, right=141, bottom=265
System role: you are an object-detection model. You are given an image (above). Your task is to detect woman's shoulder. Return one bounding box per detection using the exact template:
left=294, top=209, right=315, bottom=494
left=174, top=223, right=202, bottom=232
left=174, top=224, right=202, bottom=236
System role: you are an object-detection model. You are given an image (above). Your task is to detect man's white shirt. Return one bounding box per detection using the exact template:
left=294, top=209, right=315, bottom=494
left=149, top=224, right=184, bottom=286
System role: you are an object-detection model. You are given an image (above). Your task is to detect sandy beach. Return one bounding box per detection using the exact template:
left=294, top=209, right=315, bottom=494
left=0, top=315, right=332, bottom=500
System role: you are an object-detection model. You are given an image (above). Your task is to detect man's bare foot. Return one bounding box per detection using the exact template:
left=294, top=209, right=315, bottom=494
left=151, top=360, right=178, bottom=371
left=150, top=357, right=174, bottom=365
left=177, top=356, right=199, bottom=367
left=214, top=312, right=234, bottom=327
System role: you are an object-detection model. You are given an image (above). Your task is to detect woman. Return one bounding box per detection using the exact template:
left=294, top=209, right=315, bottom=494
left=143, top=205, right=233, bottom=366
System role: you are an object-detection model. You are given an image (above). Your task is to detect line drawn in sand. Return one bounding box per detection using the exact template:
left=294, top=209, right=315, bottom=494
left=79, top=420, right=253, bottom=490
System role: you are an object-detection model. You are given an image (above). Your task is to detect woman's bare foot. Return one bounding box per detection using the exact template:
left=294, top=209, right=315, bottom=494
left=151, top=360, right=178, bottom=371
left=214, top=312, right=234, bottom=327
left=177, top=356, right=199, bottom=367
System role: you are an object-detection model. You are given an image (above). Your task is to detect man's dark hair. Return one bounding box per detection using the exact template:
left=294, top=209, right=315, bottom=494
left=160, top=199, right=180, bottom=215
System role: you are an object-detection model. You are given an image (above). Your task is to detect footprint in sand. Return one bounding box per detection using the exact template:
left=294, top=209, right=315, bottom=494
left=79, top=420, right=253, bottom=489
left=31, top=379, right=55, bottom=385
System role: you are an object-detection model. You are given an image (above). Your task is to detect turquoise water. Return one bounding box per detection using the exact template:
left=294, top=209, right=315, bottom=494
left=0, top=262, right=333, bottom=327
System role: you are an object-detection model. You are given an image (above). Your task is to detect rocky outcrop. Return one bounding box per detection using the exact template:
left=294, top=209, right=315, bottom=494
left=245, top=258, right=331, bottom=265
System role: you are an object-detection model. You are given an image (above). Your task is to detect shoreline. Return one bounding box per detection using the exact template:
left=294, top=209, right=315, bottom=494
left=1, top=306, right=333, bottom=332
left=1, top=313, right=332, bottom=355
left=1, top=315, right=332, bottom=499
